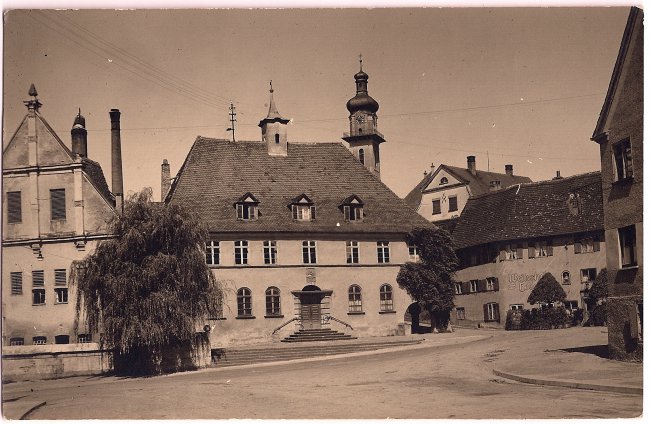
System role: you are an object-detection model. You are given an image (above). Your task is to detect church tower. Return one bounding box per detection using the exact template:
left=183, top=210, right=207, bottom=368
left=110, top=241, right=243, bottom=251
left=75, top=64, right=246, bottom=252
left=259, top=81, right=289, bottom=157
left=343, top=58, right=386, bottom=179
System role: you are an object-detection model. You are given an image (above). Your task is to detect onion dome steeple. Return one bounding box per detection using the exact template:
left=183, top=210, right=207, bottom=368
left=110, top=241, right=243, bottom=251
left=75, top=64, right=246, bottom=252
left=346, top=56, right=379, bottom=114
left=71, top=108, right=88, bottom=157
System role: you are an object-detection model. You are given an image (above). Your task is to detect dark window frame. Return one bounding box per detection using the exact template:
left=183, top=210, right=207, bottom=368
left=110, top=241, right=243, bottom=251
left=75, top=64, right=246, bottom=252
left=7, top=191, right=22, bottom=223
left=50, top=188, right=66, bottom=221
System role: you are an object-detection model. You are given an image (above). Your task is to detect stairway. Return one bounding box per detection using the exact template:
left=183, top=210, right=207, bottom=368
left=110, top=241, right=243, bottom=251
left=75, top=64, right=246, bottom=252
left=281, top=328, right=356, bottom=343
left=212, top=338, right=422, bottom=368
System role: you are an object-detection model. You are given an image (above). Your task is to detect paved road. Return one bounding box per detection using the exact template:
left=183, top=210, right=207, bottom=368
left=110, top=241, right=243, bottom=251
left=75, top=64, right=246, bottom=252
left=8, top=330, right=643, bottom=419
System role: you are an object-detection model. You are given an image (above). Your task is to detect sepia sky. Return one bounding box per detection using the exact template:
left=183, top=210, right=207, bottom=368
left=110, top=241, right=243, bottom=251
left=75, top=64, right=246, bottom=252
left=3, top=7, right=631, bottom=201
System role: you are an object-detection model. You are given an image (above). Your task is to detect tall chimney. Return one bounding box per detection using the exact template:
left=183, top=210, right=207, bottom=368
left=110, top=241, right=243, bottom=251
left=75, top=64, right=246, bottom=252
left=161, top=159, right=171, bottom=201
left=71, top=109, right=87, bottom=157
left=110, top=109, right=124, bottom=213
left=467, top=156, right=476, bottom=175
left=505, top=164, right=513, bottom=176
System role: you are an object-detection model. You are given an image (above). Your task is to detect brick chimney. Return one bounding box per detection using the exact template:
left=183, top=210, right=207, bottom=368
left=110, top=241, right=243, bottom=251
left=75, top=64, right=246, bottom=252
left=110, top=109, right=124, bottom=213
left=553, top=170, right=563, bottom=180
left=161, top=159, right=171, bottom=201
left=71, top=109, right=87, bottom=157
left=489, top=180, right=501, bottom=191
left=467, top=156, right=476, bottom=175
left=505, top=164, right=513, bottom=176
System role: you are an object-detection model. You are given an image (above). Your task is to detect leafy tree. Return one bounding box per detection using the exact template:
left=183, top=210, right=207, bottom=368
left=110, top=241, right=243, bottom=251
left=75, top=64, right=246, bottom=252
left=527, top=272, right=567, bottom=305
left=71, top=188, right=222, bottom=375
left=585, top=268, right=608, bottom=306
left=397, top=227, right=458, bottom=331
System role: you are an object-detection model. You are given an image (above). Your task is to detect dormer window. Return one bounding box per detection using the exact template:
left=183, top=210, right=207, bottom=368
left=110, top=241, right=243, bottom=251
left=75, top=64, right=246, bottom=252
left=235, top=192, right=259, bottom=221
left=290, top=194, right=315, bottom=221
left=440, top=177, right=448, bottom=185
left=340, top=195, right=364, bottom=222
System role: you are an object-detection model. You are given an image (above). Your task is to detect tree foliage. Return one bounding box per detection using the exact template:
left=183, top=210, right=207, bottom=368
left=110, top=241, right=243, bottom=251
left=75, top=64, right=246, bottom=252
left=585, top=268, right=608, bottom=306
left=71, top=188, right=221, bottom=372
left=397, top=227, right=458, bottom=329
left=527, top=272, right=567, bottom=305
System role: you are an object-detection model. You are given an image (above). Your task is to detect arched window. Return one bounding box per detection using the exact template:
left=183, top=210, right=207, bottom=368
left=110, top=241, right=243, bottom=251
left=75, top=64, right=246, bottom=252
left=265, top=286, right=281, bottom=316
left=348, top=285, right=363, bottom=313
left=359, top=149, right=365, bottom=165
left=380, top=284, right=394, bottom=312
left=237, top=287, right=252, bottom=317
left=440, top=177, right=448, bottom=185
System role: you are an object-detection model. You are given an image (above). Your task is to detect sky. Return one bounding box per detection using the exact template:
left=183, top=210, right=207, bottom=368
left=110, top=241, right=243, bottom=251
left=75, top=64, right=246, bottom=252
left=3, top=7, right=632, bottom=201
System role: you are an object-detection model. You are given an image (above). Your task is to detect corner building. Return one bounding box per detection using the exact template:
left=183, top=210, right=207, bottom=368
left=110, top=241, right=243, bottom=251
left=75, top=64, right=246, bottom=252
left=167, top=68, right=431, bottom=346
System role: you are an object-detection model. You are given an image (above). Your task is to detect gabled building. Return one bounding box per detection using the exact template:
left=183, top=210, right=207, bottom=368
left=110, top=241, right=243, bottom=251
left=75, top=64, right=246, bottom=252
left=591, top=7, right=643, bottom=361
left=404, top=156, right=531, bottom=226
left=2, top=86, right=120, bottom=347
left=450, top=172, right=605, bottom=328
left=167, top=67, right=432, bottom=346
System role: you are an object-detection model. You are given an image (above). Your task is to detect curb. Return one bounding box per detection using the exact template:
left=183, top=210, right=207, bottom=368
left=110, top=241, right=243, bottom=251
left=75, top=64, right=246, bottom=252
left=493, top=369, right=643, bottom=395
left=19, top=401, right=47, bottom=420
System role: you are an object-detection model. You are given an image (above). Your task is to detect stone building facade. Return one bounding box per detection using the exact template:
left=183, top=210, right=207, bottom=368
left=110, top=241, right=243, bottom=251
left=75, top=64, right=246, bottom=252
left=591, top=7, right=643, bottom=361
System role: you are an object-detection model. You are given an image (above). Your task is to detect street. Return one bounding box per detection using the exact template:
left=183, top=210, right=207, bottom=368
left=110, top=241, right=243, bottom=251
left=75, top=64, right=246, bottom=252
left=3, top=328, right=642, bottom=419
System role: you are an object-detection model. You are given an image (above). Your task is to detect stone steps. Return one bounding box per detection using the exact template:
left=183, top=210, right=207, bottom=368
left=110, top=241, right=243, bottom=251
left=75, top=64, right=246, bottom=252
left=281, top=328, right=356, bottom=343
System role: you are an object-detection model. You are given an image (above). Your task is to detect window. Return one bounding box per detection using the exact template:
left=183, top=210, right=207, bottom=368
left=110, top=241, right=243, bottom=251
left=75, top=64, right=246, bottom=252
left=302, top=241, right=317, bottom=264
left=32, top=336, right=47, bottom=345
left=206, top=241, right=220, bottom=265
left=274, top=133, right=280, bottom=144
left=561, top=271, right=571, bottom=285
left=510, top=304, right=524, bottom=310
left=502, top=243, right=523, bottom=261
left=236, top=204, right=257, bottom=220
left=7, top=191, right=21, bottom=223
left=54, top=269, right=66, bottom=286
left=32, top=270, right=45, bottom=305
left=237, top=288, right=253, bottom=317
left=456, top=307, right=466, bottom=320
left=530, top=241, right=548, bottom=258
left=448, top=196, right=458, bottom=212
left=612, top=138, right=633, bottom=181
left=10, top=272, right=22, bottom=295
left=408, top=244, right=419, bottom=262
left=346, top=241, right=359, bottom=264
left=263, top=241, right=277, bottom=265
left=50, top=188, right=66, bottom=220
left=440, top=177, right=448, bottom=185
left=580, top=268, right=597, bottom=283
left=78, top=334, right=92, bottom=343
left=564, top=300, right=579, bottom=311
left=343, top=205, right=364, bottom=221
left=485, top=303, right=500, bottom=322
left=55, top=288, right=68, bottom=304
left=619, top=225, right=637, bottom=268
left=454, top=283, right=462, bottom=295
left=348, top=285, right=363, bottom=313
left=292, top=205, right=315, bottom=221
left=486, top=277, right=496, bottom=291
left=377, top=241, right=390, bottom=263
left=55, top=335, right=70, bottom=344
left=380, top=284, right=394, bottom=312
left=9, top=337, right=24, bottom=346
left=574, top=237, right=598, bottom=254
left=432, top=199, right=441, bottom=215
left=469, top=280, right=479, bottom=293
left=359, top=148, right=365, bottom=165
left=33, top=289, right=46, bottom=305
left=265, top=286, right=281, bottom=316
left=234, top=241, right=248, bottom=265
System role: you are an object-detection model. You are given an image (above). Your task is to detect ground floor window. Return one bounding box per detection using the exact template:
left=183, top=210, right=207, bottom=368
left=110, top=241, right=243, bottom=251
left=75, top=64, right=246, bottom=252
left=237, top=287, right=253, bottom=317
left=380, top=284, right=394, bottom=312
left=510, top=304, right=524, bottom=310
left=564, top=300, right=579, bottom=311
left=484, top=303, right=500, bottom=322
left=55, top=288, right=69, bottom=304
left=456, top=307, right=466, bottom=320
left=348, top=285, right=363, bottom=313
left=32, top=336, right=47, bottom=345
left=265, top=286, right=281, bottom=316
left=9, top=337, right=24, bottom=346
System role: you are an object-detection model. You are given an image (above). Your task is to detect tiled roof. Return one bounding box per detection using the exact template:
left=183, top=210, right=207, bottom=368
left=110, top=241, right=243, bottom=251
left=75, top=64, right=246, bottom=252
left=168, top=138, right=432, bottom=235
left=452, top=171, right=603, bottom=249
left=82, top=158, right=115, bottom=206
left=404, top=165, right=532, bottom=209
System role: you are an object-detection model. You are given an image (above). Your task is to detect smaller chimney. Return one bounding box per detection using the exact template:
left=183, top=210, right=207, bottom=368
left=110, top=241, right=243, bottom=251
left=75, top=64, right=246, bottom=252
left=489, top=180, right=501, bottom=191
left=505, top=164, right=513, bottom=176
left=161, top=159, right=171, bottom=201
left=467, top=156, right=476, bottom=175
left=71, top=109, right=88, bottom=157
left=553, top=170, right=563, bottom=180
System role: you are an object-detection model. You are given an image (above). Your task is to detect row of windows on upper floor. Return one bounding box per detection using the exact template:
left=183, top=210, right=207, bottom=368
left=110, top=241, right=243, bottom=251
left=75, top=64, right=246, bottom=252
left=8, top=334, right=92, bottom=346
left=457, top=236, right=603, bottom=269
left=230, top=284, right=395, bottom=319
left=206, top=240, right=420, bottom=266
left=9, top=269, right=69, bottom=305
left=235, top=193, right=365, bottom=222
left=431, top=195, right=458, bottom=215
left=6, top=189, right=66, bottom=224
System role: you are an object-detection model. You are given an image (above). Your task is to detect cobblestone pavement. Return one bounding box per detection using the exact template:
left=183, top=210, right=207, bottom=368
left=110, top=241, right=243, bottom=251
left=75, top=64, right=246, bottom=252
left=2, top=327, right=642, bottom=419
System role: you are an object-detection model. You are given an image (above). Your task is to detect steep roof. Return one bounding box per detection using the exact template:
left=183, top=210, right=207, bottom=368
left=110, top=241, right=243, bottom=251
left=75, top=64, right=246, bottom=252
left=404, top=164, right=532, bottom=209
left=168, top=138, right=432, bottom=234
left=81, top=158, right=115, bottom=206
left=452, top=172, right=603, bottom=249
left=592, top=7, right=642, bottom=140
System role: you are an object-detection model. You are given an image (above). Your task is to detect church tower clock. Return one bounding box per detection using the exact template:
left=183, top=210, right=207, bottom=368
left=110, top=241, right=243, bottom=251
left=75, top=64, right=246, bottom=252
left=343, top=57, right=386, bottom=179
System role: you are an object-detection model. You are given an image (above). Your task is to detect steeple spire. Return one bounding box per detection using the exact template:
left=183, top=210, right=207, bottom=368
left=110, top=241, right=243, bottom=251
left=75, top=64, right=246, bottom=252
left=266, top=79, right=283, bottom=120
left=259, top=81, right=290, bottom=157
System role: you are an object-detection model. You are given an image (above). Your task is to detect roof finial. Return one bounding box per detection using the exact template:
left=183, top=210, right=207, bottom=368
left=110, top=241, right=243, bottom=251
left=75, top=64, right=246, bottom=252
left=359, top=54, right=363, bottom=72
left=28, top=83, right=38, bottom=98
left=24, top=83, right=42, bottom=112
left=269, top=80, right=273, bottom=93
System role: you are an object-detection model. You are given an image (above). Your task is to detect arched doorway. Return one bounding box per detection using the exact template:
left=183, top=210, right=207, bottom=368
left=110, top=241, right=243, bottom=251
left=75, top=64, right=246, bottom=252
left=291, top=285, right=333, bottom=330
left=404, top=302, right=433, bottom=334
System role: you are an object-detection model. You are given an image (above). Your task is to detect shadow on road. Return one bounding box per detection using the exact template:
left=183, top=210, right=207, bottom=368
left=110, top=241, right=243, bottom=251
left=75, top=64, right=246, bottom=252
left=558, top=344, right=609, bottom=359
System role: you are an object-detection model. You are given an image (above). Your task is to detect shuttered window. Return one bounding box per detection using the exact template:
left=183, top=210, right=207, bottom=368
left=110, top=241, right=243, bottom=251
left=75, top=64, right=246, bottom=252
left=10, top=272, right=23, bottom=295
left=7, top=191, right=22, bottom=223
left=32, top=270, right=45, bottom=287
left=54, top=269, right=67, bottom=286
left=50, top=189, right=66, bottom=220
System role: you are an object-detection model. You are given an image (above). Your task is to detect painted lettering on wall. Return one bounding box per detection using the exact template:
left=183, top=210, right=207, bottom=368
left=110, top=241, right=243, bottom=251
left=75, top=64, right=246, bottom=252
left=507, top=273, right=542, bottom=292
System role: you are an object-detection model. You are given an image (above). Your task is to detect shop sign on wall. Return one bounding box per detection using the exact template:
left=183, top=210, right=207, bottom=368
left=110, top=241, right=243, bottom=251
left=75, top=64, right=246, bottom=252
left=507, top=273, right=543, bottom=292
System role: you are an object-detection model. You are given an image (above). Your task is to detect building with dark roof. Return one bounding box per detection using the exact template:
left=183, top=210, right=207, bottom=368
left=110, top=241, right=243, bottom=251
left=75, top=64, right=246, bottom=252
left=591, top=7, right=643, bottom=361
left=404, top=156, right=532, bottom=223
left=2, top=86, right=121, bottom=349
left=449, top=172, right=605, bottom=328
left=167, top=66, right=432, bottom=346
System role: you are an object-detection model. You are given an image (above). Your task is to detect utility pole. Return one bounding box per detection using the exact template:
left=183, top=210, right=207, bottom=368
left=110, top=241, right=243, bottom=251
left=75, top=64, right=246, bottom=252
left=226, top=103, right=237, bottom=142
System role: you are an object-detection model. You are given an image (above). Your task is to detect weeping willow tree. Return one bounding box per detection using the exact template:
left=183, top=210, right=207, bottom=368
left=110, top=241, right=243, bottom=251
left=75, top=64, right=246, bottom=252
left=71, top=188, right=222, bottom=375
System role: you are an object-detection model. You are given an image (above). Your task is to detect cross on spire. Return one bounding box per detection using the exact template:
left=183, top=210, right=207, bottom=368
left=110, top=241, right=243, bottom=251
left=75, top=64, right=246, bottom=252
left=269, top=80, right=273, bottom=93
left=359, top=54, right=363, bottom=71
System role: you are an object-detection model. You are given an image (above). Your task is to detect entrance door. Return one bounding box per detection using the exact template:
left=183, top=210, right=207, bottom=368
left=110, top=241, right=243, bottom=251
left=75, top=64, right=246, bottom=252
left=300, top=292, right=322, bottom=329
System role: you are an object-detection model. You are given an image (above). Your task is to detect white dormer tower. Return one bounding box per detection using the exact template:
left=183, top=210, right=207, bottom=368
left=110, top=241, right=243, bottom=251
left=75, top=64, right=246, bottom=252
left=259, top=81, right=290, bottom=157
